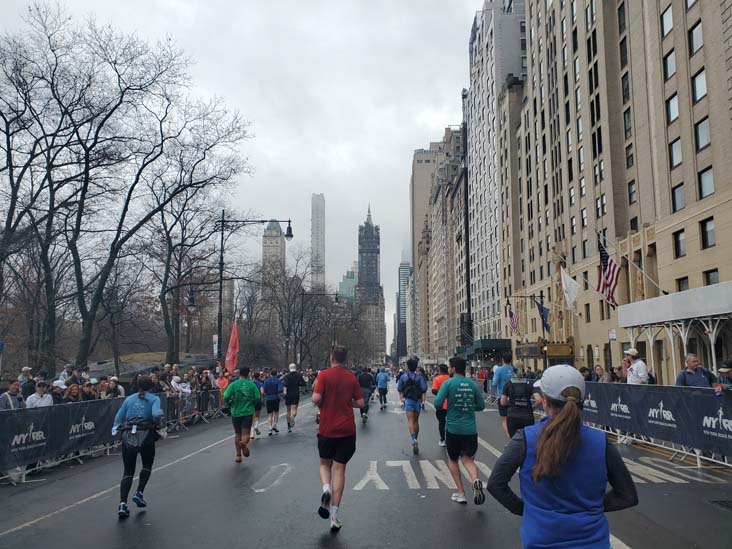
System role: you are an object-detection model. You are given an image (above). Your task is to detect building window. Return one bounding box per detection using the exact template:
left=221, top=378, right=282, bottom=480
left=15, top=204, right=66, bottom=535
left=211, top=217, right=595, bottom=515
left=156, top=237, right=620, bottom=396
left=618, top=3, right=626, bottom=34
left=700, top=217, right=716, bottom=249
left=672, top=183, right=685, bottom=212
left=663, top=50, right=676, bottom=80
left=580, top=177, right=586, bottom=196
left=585, top=303, right=591, bottom=323
left=571, top=216, right=577, bottom=234
left=676, top=277, right=689, bottom=292
left=625, top=144, right=634, bottom=168
left=669, top=139, right=682, bottom=169
left=581, top=208, right=588, bottom=227
left=692, top=69, right=707, bottom=102
left=578, top=146, right=584, bottom=171
left=704, top=269, right=719, bottom=286
left=621, top=72, right=630, bottom=103
left=689, top=22, right=703, bottom=55
left=619, top=38, right=628, bottom=68
left=698, top=167, right=714, bottom=198
left=695, top=117, right=710, bottom=151
left=630, top=217, right=639, bottom=232
left=569, top=186, right=575, bottom=206
left=582, top=239, right=589, bottom=258
left=571, top=246, right=577, bottom=264
left=628, top=181, right=637, bottom=204
left=661, top=6, right=673, bottom=37
left=577, top=117, right=583, bottom=142
left=687, top=0, right=697, bottom=7
left=575, top=87, right=581, bottom=110
left=574, top=57, right=580, bottom=82
left=666, top=94, right=679, bottom=123
left=623, top=108, right=632, bottom=139
left=673, top=229, right=686, bottom=258
left=583, top=272, right=589, bottom=290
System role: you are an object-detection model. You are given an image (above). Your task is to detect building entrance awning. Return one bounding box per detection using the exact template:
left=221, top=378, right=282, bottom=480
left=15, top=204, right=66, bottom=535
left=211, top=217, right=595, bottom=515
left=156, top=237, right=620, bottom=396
left=617, top=281, right=732, bottom=374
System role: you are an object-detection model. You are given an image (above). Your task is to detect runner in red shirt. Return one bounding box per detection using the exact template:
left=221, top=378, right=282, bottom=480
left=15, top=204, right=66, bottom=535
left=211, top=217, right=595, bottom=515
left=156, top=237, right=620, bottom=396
left=431, top=363, right=451, bottom=447
left=312, top=346, right=365, bottom=532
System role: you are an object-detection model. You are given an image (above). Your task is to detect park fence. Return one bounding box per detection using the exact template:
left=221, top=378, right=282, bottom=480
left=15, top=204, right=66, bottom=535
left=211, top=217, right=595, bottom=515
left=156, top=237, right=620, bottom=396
left=0, top=390, right=225, bottom=482
left=581, top=382, right=732, bottom=462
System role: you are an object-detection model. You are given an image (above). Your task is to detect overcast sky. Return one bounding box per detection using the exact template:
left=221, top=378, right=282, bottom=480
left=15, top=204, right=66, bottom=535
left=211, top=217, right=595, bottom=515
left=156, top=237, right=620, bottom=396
left=1, top=0, right=478, bottom=351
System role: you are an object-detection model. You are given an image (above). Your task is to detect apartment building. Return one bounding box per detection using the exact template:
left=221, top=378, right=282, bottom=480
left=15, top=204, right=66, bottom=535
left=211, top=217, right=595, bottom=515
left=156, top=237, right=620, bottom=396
left=499, top=0, right=732, bottom=382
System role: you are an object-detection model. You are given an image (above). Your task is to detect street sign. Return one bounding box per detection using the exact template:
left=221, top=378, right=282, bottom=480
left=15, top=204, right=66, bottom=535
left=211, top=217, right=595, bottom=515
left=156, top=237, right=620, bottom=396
left=608, top=329, right=617, bottom=341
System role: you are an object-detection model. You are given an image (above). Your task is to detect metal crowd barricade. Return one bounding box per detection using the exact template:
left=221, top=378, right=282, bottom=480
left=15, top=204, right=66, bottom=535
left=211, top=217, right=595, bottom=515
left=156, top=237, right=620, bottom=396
left=164, top=390, right=224, bottom=432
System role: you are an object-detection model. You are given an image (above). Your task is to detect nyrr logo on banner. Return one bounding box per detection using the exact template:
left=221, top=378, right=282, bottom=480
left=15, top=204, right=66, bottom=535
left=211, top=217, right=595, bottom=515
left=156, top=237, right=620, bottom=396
left=69, top=414, right=96, bottom=439
left=702, top=407, right=732, bottom=439
left=11, top=422, right=46, bottom=451
left=583, top=393, right=598, bottom=413
left=610, top=395, right=631, bottom=419
left=647, top=400, right=676, bottom=428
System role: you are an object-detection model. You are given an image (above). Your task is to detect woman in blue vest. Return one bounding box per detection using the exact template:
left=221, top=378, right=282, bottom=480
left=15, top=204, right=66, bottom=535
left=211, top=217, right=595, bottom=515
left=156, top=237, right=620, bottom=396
left=487, top=364, right=638, bottom=549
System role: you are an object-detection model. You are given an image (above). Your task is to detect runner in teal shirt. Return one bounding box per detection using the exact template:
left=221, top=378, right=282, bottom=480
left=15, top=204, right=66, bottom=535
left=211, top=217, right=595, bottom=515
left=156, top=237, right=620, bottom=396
left=435, top=371, right=485, bottom=434
left=434, top=357, right=487, bottom=506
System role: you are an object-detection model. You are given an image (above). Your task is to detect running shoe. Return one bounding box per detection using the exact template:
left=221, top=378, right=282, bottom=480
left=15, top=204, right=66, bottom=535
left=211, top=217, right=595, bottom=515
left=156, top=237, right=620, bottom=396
left=235, top=454, right=242, bottom=463
left=472, top=479, right=485, bottom=505
left=239, top=441, right=250, bottom=458
left=268, top=430, right=273, bottom=437
left=132, top=491, right=147, bottom=508
left=361, top=414, right=367, bottom=424
left=287, top=427, right=292, bottom=433
left=255, top=427, right=261, bottom=436
left=438, top=439, right=446, bottom=447
left=330, top=517, right=343, bottom=532
left=451, top=492, right=467, bottom=504
left=273, top=425, right=279, bottom=433
left=318, top=490, right=332, bottom=519
left=118, top=502, right=130, bottom=518
left=412, top=440, right=419, bottom=454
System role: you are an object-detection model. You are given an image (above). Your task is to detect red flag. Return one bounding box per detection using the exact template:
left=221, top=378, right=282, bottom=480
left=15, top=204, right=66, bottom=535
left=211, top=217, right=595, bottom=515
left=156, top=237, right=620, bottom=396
left=224, top=323, right=239, bottom=374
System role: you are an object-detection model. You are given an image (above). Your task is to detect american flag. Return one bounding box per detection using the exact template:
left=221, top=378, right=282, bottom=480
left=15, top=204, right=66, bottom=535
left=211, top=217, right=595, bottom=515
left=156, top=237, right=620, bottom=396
left=598, top=240, right=621, bottom=307
left=508, top=307, right=519, bottom=335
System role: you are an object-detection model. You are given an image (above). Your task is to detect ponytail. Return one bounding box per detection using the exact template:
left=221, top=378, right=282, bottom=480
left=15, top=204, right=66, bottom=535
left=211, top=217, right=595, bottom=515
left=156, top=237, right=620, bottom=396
left=137, top=375, right=153, bottom=398
left=532, top=386, right=583, bottom=482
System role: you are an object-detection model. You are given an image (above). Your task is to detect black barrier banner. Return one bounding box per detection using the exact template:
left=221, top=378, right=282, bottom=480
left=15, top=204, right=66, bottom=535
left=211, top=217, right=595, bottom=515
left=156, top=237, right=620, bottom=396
left=582, top=383, right=732, bottom=455
left=0, top=399, right=124, bottom=471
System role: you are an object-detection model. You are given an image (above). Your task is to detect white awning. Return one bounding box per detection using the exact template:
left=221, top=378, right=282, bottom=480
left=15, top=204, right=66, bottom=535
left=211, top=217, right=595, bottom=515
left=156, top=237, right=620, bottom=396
left=618, top=281, right=732, bottom=328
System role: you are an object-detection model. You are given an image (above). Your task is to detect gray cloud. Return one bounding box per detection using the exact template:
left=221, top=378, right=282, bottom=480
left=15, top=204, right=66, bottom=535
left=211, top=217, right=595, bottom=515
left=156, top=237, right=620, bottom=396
left=0, top=0, right=477, bottom=351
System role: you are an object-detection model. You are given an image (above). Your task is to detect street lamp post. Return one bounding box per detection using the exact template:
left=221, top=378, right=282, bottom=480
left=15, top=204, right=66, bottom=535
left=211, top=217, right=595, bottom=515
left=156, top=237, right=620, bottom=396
left=216, top=210, right=293, bottom=362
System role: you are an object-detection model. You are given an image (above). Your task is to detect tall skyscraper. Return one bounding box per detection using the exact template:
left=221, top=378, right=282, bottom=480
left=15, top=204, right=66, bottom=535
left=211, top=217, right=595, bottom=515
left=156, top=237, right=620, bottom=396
left=355, top=206, right=386, bottom=363
left=396, top=260, right=411, bottom=359
left=466, top=1, right=525, bottom=341
left=262, top=220, right=286, bottom=277
left=310, top=193, right=326, bottom=289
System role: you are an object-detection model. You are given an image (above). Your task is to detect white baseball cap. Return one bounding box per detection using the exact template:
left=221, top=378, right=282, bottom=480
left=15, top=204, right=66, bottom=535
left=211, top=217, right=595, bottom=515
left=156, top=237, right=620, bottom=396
left=289, top=363, right=297, bottom=372
left=52, top=380, right=67, bottom=390
left=624, top=348, right=639, bottom=357
left=534, top=364, right=585, bottom=401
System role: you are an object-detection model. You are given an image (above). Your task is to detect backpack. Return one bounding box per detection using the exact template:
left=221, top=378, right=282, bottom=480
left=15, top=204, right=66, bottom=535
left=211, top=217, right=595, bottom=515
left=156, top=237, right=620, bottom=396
left=402, top=374, right=423, bottom=400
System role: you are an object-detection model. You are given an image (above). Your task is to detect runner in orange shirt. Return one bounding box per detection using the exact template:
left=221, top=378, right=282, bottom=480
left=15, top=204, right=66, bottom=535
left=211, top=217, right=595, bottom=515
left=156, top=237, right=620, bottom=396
left=431, top=363, right=451, bottom=447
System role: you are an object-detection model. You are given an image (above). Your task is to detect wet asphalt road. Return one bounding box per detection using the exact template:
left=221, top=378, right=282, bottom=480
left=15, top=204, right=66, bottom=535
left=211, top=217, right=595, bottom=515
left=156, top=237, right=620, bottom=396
left=1, top=381, right=731, bottom=549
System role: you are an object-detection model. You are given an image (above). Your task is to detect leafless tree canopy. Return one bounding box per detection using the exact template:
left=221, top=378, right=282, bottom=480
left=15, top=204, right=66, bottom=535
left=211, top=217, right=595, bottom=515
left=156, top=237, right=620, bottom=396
left=0, top=4, right=250, bottom=374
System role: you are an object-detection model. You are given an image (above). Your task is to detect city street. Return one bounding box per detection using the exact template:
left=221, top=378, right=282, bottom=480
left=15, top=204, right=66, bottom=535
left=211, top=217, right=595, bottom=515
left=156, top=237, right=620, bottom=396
left=1, top=382, right=730, bottom=549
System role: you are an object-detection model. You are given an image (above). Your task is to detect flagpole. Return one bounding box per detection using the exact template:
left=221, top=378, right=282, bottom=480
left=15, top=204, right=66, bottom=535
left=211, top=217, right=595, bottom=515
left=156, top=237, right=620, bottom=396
left=540, top=290, right=548, bottom=371
left=596, top=230, right=668, bottom=296
left=553, top=246, right=613, bottom=306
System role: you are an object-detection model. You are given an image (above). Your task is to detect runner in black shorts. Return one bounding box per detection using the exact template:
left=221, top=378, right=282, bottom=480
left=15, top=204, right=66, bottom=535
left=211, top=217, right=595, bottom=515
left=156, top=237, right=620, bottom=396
left=318, top=435, right=356, bottom=464
left=282, top=364, right=305, bottom=433
left=500, top=363, right=539, bottom=438
left=445, top=432, right=478, bottom=462
left=263, top=370, right=283, bottom=435
left=252, top=372, right=264, bottom=439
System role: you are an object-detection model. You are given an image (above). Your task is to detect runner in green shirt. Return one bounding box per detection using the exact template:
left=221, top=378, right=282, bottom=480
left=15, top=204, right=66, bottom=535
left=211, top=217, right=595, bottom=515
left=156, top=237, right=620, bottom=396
left=224, top=367, right=261, bottom=463
left=434, top=357, right=486, bottom=505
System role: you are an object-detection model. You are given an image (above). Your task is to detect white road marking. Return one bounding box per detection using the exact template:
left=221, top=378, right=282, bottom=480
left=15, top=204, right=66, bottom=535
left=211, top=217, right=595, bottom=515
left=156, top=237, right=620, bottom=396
left=477, top=436, right=504, bottom=458
left=637, top=457, right=721, bottom=483
left=622, top=458, right=687, bottom=484
left=419, top=460, right=457, bottom=490
left=610, top=533, right=632, bottom=549
left=252, top=463, right=293, bottom=493
left=458, top=460, right=492, bottom=482
left=353, top=460, right=389, bottom=491
left=385, top=460, right=421, bottom=489
left=0, top=434, right=235, bottom=539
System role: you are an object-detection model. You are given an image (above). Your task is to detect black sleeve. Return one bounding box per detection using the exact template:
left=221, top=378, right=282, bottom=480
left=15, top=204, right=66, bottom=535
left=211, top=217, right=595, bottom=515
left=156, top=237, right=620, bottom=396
left=604, top=438, right=639, bottom=512
left=487, top=430, right=526, bottom=516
